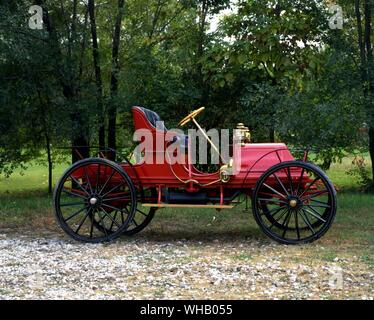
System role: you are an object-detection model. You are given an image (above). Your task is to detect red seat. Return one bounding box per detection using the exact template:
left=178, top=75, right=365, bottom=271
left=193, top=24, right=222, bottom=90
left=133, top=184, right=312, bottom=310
left=131, top=106, right=167, bottom=132
left=131, top=106, right=188, bottom=152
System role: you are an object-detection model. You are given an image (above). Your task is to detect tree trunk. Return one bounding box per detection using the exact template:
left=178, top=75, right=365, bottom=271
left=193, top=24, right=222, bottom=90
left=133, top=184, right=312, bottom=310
left=46, top=134, right=53, bottom=194
left=88, top=0, right=105, bottom=150
left=37, top=89, right=53, bottom=194
left=269, top=127, right=275, bottom=143
left=196, top=0, right=208, bottom=106
left=36, top=0, right=89, bottom=163
left=369, top=128, right=374, bottom=182
left=108, top=0, right=125, bottom=160
left=363, top=0, right=374, bottom=183
left=355, top=0, right=366, bottom=80
left=355, top=0, right=374, bottom=184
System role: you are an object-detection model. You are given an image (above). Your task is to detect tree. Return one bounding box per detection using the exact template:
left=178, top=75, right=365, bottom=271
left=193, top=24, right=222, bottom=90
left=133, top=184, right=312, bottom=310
left=222, top=0, right=328, bottom=141
left=1, top=0, right=372, bottom=192
left=108, top=0, right=125, bottom=159
left=0, top=0, right=69, bottom=192
left=88, top=0, right=105, bottom=150
left=35, top=0, right=91, bottom=162
left=354, top=0, right=374, bottom=183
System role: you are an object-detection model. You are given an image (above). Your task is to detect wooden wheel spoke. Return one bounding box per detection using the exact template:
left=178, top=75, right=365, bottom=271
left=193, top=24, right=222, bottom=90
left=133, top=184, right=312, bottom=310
left=62, top=188, right=87, bottom=199
left=99, top=169, right=116, bottom=195
left=132, top=218, right=139, bottom=227
left=109, top=211, right=118, bottom=232
left=101, top=194, right=132, bottom=202
left=96, top=209, right=109, bottom=236
left=70, top=175, right=90, bottom=196
left=301, top=189, right=328, bottom=201
left=308, top=203, right=330, bottom=209
left=60, top=201, right=85, bottom=207
left=101, top=182, right=126, bottom=198
left=136, top=209, right=148, bottom=217
left=296, top=168, right=305, bottom=196
left=262, top=206, right=285, bottom=217
left=83, top=166, right=93, bottom=194
left=262, top=183, right=287, bottom=199
left=272, top=173, right=289, bottom=196
left=64, top=206, right=89, bottom=222
left=101, top=203, right=125, bottom=213
left=286, top=167, right=294, bottom=195
left=123, top=206, right=130, bottom=214
left=299, top=177, right=321, bottom=198
left=258, top=191, right=283, bottom=197
left=94, top=164, right=100, bottom=193
left=269, top=208, right=288, bottom=229
left=281, top=210, right=292, bottom=238
left=295, top=211, right=300, bottom=240
left=310, top=198, right=329, bottom=204
left=89, top=210, right=95, bottom=238
left=300, top=209, right=316, bottom=235
left=258, top=197, right=287, bottom=205
left=100, top=206, right=122, bottom=229
left=304, top=206, right=327, bottom=223
left=75, top=208, right=92, bottom=234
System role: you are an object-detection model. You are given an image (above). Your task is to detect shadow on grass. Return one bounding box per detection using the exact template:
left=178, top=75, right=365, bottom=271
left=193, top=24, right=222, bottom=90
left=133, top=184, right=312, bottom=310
left=1, top=189, right=372, bottom=246
left=130, top=226, right=267, bottom=244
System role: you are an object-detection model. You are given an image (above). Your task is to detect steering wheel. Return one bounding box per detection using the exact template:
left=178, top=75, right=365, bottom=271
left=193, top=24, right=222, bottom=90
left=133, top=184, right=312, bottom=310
left=178, top=107, right=205, bottom=126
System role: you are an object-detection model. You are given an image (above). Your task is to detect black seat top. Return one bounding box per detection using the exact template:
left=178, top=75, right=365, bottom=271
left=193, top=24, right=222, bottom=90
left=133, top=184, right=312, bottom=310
left=135, top=106, right=187, bottom=149
left=138, top=107, right=167, bottom=131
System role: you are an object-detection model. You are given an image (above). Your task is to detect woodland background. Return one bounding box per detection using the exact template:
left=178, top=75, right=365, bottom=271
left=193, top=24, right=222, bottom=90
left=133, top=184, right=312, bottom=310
left=0, top=0, right=373, bottom=193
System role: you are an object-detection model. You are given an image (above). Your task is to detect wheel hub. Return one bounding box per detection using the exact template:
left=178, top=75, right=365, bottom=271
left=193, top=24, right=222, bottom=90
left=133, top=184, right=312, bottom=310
left=289, top=199, right=297, bottom=208
left=288, top=196, right=302, bottom=210
left=90, top=197, right=98, bottom=205
left=88, top=195, right=101, bottom=208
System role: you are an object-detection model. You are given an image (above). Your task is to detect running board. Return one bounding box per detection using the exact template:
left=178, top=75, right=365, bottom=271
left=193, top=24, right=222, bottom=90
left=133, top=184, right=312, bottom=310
left=142, top=203, right=234, bottom=209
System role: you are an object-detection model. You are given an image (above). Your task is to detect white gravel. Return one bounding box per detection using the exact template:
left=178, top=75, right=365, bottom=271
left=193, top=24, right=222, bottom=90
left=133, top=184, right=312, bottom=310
left=0, top=231, right=373, bottom=300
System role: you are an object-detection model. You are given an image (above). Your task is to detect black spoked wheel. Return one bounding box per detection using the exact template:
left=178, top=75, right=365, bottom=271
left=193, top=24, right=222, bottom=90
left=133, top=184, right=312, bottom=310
left=93, top=188, right=157, bottom=236
left=53, top=158, right=137, bottom=243
left=252, top=161, right=337, bottom=245
left=123, top=206, right=156, bottom=236
left=124, top=188, right=157, bottom=235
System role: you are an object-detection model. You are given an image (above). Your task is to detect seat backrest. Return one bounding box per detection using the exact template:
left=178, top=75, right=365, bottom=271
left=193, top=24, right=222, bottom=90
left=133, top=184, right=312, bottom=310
left=132, top=106, right=167, bottom=132
left=132, top=106, right=188, bottom=163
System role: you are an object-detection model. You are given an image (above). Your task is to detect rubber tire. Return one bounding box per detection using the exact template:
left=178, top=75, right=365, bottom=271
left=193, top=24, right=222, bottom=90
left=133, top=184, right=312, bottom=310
left=124, top=207, right=156, bottom=236
left=252, top=161, right=337, bottom=245
left=53, top=158, right=137, bottom=243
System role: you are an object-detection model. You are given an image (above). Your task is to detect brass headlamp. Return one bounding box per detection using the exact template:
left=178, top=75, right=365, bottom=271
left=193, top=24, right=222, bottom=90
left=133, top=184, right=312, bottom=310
left=235, top=123, right=251, bottom=146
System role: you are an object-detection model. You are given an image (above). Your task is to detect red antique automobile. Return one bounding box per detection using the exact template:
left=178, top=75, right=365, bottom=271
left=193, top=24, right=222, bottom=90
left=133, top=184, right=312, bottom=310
left=53, top=107, right=337, bottom=244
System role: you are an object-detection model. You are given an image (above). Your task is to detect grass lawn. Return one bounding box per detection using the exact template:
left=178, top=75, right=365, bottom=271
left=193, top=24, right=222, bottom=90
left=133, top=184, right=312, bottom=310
left=0, top=156, right=373, bottom=258
left=0, top=162, right=68, bottom=193
left=0, top=156, right=373, bottom=299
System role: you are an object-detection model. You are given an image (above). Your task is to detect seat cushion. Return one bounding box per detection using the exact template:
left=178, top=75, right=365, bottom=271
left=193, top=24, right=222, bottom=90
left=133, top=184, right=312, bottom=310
left=138, top=107, right=167, bottom=131
left=132, top=106, right=188, bottom=151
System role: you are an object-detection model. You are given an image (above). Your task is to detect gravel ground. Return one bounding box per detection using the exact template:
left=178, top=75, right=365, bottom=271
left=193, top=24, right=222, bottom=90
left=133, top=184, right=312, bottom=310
left=0, top=230, right=373, bottom=300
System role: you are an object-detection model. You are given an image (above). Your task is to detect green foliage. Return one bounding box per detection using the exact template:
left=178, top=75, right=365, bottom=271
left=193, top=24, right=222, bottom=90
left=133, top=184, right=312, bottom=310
left=0, top=0, right=372, bottom=189
left=346, top=155, right=372, bottom=191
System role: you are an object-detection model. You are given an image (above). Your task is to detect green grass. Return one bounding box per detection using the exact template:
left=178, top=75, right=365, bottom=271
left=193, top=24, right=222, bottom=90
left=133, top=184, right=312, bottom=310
left=325, top=155, right=372, bottom=191
left=0, top=191, right=52, bottom=229
left=0, top=162, right=69, bottom=193
left=1, top=156, right=372, bottom=300
left=0, top=154, right=370, bottom=193
left=0, top=155, right=373, bottom=249
left=0, top=161, right=69, bottom=229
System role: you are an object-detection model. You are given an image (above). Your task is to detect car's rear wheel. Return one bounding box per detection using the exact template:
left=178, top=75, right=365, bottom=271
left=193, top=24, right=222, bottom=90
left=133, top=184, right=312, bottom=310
left=53, top=158, right=137, bottom=243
